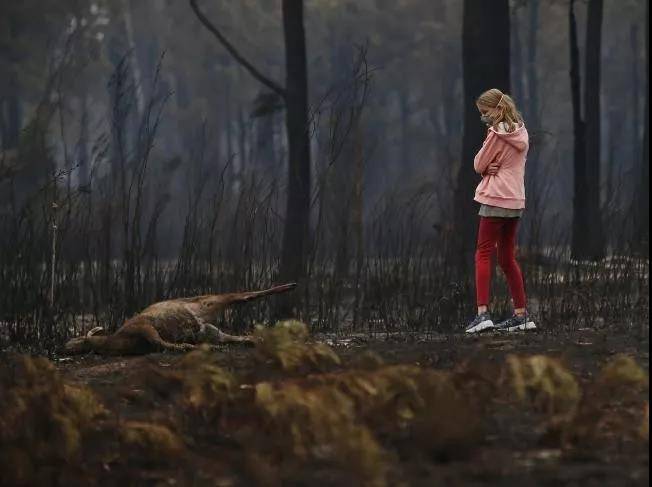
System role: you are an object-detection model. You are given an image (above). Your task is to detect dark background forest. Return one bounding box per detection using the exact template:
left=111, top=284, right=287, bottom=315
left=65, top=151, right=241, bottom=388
left=0, top=0, right=649, bottom=352
left=0, top=3, right=649, bottom=485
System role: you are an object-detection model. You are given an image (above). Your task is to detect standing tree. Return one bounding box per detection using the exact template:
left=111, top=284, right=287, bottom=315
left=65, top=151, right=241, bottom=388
left=570, top=0, right=605, bottom=261
left=523, top=0, right=544, bottom=249
left=643, top=0, right=650, bottom=247
left=190, top=0, right=311, bottom=287
left=511, top=3, right=524, bottom=105
left=583, top=0, right=605, bottom=260
left=526, top=0, right=540, bottom=130
left=455, top=0, right=511, bottom=261
left=569, top=0, right=587, bottom=260
left=634, top=0, right=649, bottom=250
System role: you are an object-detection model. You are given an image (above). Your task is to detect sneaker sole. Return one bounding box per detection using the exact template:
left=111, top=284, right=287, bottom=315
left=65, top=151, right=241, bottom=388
left=503, top=321, right=537, bottom=332
left=465, top=320, right=495, bottom=334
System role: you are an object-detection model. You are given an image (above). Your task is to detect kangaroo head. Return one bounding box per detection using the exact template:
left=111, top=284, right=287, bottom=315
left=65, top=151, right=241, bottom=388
left=63, top=327, right=106, bottom=354
left=64, top=336, right=94, bottom=354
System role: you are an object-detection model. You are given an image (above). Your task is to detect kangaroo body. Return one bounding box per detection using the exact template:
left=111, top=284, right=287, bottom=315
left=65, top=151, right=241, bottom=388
left=63, top=283, right=296, bottom=355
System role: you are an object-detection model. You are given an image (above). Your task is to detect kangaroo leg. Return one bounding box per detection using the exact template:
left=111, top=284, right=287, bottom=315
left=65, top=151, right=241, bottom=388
left=216, top=329, right=256, bottom=345
left=140, top=325, right=199, bottom=353
left=159, top=341, right=223, bottom=352
left=158, top=340, right=198, bottom=353
left=187, top=304, right=255, bottom=346
left=197, top=322, right=255, bottom=346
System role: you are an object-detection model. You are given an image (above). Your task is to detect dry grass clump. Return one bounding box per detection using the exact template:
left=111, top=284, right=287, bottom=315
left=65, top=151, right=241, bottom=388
left=560, top=355, right=649, bottom=452
left=259, top=365, right=484, bottom=461
left=143, top=345, right=388, bottom=485
left=597, top=354, right=648, bottom=388
left=175, top=348, right=237, bottom=413
left=145, top=347, right=238, bottom=428
left=0, top=354, right=106, bottom=485
left=144, top=346, right=483, bottom=484
left=86, top=420, right=186, bottom=471
left=147, top=347, right=236, bottom=396
left=253, top=320, right=341, bottom=372
left=245, top=382, right=389, bottom=487
left=503, top=354, right=649, bottom=455
left=409, top=369, right=485, bottom=459
left=505, top=355, right=581, bottom=417
left=115, top=421, right=185, bottom=460
left=3, top=346, right=648, bottom=485
left=304, top=367, right=440, bottom=426
left=349, top=349, right=386, bottom=370
left=641, top=401, right=649, bottom=441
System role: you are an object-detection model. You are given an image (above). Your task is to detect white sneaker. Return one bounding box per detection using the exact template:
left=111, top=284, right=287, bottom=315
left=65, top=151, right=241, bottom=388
left=465, top=312, right=495, bottom=334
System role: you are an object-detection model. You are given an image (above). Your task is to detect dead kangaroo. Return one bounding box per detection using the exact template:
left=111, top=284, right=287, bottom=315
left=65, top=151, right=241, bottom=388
left=63, top=283, right=296, bottom=355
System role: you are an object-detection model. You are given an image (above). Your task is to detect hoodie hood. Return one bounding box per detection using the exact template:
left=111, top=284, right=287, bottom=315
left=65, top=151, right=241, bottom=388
left=489, top=123, right=529, bottom=152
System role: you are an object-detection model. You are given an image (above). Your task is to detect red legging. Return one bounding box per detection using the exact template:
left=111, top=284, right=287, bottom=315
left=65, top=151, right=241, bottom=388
left=475, top=217, right=527, bottom=309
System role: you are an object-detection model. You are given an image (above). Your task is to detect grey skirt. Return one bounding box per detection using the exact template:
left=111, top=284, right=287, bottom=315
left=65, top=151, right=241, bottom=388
left=478, top=204, right=524, bottom=218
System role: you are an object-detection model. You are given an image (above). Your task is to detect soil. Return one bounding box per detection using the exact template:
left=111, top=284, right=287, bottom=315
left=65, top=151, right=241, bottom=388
left=55, top=327, right=650, bottom=486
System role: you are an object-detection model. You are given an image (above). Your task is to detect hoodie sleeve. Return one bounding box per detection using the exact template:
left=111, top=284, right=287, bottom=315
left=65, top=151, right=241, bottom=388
left=473, top=130, right=501, bottom=175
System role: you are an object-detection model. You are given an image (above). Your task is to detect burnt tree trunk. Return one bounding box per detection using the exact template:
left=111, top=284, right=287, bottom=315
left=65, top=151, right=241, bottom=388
left=629, top=23, right=641, bottom=238
left=527, top=0, right=540, bottom=128
left=189, top=0, right=311, bottom=294
left=511, top=5, right=524, bottom=105
left=330, top=39, right=353, bottom=279
left=1, top=15, right=22, bottom=152
left=523, top=0, right=541, bottom=249
left=400, top=91, right=411, bottom=172
left=605, top=102, right=621, bottom=214
left=224, top=75, right=237, bottom=194
left=631, top=2, right=650, bottom=255
left=631, top=24, right=640, bottom=176
left=583, top=0, right=605, bottom=260
left=3, top=79, right=21, bottom=151
left=351, top=119, right=365, bottom=327
left=644, top=1, right=650, bottom=246
left=635, top=1, right=649, bottom=250
left=570, top=0, right=588, bottom=261
left=279, top=0, right=311, bottom=285
left=77, top=94, right=90, bottom=188
left=255, top=113, right=276, bottom=174
left=237, top=101, right=247, bottom=179
left=456, top=0, right=510, bottom=263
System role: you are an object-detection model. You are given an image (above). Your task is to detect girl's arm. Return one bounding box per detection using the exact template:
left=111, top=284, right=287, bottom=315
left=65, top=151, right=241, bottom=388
left=473, top=131, right=501, bottom=175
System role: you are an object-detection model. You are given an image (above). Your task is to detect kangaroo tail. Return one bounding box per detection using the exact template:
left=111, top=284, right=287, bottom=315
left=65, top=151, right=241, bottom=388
left=235, top=282, right=297, bottom=303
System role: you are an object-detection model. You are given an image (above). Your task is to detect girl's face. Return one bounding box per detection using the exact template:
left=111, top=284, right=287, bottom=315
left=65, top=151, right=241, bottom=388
left=477, top=104, right=493, bottom=126
left=477, top=103, right=492, bottom=116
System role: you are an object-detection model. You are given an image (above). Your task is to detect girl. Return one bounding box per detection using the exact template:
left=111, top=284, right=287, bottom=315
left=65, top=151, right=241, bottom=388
left=465, top=89, right=536, bottom=334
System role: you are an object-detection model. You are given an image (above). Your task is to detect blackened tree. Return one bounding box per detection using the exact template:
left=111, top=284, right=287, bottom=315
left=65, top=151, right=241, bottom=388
left=570, top=0, right=605, bottom=261
left=190, top=0, right=311, bottom=288
left=455, top=0, right=511, bottom=262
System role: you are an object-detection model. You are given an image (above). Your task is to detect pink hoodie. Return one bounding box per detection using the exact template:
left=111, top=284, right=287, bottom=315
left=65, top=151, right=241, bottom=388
left=473, top=123, right=529, bottom=210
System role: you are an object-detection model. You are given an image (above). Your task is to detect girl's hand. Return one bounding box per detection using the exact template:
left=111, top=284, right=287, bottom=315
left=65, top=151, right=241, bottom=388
left=485, top=161, right=500, bottom=176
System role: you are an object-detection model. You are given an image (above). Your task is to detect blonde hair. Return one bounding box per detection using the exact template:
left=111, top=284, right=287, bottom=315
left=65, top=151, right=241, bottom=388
left=476, top=89, right=523, bottom=133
